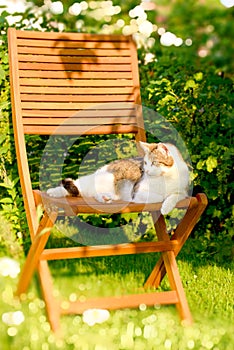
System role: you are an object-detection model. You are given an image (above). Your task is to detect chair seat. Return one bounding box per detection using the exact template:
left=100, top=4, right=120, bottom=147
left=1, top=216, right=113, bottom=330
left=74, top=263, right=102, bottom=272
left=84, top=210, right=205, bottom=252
left=33, top=189, right=196, bottom=216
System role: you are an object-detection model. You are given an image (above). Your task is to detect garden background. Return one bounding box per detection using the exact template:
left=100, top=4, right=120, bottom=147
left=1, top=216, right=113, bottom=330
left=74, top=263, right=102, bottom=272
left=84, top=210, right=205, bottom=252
left=0, top=0, right=233, bottom=349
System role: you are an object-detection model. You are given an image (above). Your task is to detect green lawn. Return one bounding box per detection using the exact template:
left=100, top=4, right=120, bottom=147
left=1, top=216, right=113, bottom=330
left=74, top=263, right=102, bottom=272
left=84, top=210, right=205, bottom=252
left=0, top=237, right=233, bottom=350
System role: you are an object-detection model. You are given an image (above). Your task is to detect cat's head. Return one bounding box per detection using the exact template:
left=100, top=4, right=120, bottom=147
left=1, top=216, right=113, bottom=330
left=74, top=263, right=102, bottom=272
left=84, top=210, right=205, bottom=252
left=139, top=142, right=174, bottom=176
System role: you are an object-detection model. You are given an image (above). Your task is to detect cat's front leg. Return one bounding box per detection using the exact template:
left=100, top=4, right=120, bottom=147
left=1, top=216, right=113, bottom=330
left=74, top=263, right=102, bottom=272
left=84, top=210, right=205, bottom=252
left=161, top=193, right=187, bottom=215
left=47, top=186, right=69, bottom=198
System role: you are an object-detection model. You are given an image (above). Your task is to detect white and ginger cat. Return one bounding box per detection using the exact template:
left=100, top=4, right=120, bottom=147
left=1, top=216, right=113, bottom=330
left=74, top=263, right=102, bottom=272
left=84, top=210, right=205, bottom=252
left=47, top=142, right=190, bottom=215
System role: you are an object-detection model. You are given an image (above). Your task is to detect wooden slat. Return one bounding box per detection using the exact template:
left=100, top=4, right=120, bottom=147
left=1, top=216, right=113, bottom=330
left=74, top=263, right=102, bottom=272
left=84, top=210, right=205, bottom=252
left=20, top=86, right=134, bottom=94
left=18, top=62, right=131, bottom=71
left=22, top=102, right=136, bottom=111
left=17, top=39, right=130, bottom=49
left=16, top=31, right=129, bottom=41
left=16, top=30, right=130, bottom=41
left=19, top=70, right=133, bottom=79
left=34, top=191, right=193, bottom=215
left=40, top=241, right=178, bottom=260
left=18, top=47, right=130, bottom=57
left=22, top=116, right=137, bottom=126
left=23, top=124, right=139, bottom=135
left=18, top=54, right=131, bottom=63
left=22, top=108, right=136, bottom=118
left=21, top=97, right=135, bottom=109
left=21, top=102, right=99, bottom=110
left=61, top=291, right=179, bottom=315
left=20, top=94, right=135, bottom=103
left=19, top=78, right=134, bottom=87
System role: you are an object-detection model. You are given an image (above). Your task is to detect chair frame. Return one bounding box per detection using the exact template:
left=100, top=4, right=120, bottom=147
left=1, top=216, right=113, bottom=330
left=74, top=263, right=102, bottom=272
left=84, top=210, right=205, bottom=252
left=8, top=28, right=207, bottom=332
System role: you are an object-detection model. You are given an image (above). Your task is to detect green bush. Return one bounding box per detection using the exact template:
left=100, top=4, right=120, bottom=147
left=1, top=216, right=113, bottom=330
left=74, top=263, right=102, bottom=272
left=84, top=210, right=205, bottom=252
left=139, top=48, right=233, bottom=262
left=0, top=9, right=27, bottom=239
left=0, top=212, right=23, bottom=258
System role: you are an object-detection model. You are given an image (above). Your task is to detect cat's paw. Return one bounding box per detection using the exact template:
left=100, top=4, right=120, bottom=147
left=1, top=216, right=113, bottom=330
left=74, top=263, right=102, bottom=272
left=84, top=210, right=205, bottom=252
left=161, top=200, right=176, bottom=215
left=95, top=193, right=114, bottom=203
left=161, top=193, right=187, bottom=215
left=47, top=186, right=68, bottom=198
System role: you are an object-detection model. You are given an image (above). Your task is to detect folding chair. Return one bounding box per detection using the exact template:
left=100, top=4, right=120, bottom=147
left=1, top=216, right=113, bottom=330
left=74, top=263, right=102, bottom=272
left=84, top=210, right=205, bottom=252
left=8, top=28, right=207, bottom=332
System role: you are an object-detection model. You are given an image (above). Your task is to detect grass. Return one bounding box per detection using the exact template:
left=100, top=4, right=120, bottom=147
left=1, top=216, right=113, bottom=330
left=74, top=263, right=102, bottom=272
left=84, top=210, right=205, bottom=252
left=0, top=223, right=234, bottom=350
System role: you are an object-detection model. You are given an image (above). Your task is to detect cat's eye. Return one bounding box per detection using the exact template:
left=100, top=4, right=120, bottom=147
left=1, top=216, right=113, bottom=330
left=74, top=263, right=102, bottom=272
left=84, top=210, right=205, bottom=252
left=152, top=161, right=158, bottom=166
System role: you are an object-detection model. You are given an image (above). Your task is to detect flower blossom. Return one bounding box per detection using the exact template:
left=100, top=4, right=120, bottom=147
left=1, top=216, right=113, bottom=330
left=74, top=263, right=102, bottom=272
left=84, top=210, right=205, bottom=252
left=2, top=311, right=25, bottom=326
left=144, top=53, right=156, bottom=64
left=0, top=257, right=20, bottom=278
left=82, top=309, right=110, bottom=326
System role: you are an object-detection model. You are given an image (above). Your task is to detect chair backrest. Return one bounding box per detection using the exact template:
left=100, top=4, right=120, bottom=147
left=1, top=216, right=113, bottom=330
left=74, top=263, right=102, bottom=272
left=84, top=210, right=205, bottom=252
left=8, top=29, right=146, bottom=137
left=7, top=28, right=146, bottom=237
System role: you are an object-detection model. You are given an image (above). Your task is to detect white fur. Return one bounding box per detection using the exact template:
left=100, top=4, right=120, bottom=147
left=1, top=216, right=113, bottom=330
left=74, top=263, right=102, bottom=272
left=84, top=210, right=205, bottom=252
left=133, top=143, right=189, bottom=214
left=47, top=143, right=189, bottom=215
left=47, top=186, right=69, bottom=197
left=77, top=166, right=120, bottom=202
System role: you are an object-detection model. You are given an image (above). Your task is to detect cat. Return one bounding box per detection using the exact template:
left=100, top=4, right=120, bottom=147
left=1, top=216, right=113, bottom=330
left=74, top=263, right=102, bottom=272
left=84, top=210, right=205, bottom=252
left=46, top=142, right=190, bottom=215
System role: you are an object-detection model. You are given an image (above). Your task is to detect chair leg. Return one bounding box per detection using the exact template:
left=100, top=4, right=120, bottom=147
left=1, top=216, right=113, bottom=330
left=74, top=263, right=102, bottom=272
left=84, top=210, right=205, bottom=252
left=144, top=212, right=168, bottom=289
left=37, top=260, right=61, bottom=333
left=146, top=213, right=193, bottom=324
left=145, top=194, right=207, bottom=289
left=161, top=250, right=192, bottom=324
left=16, top=210, right=57, bottom=296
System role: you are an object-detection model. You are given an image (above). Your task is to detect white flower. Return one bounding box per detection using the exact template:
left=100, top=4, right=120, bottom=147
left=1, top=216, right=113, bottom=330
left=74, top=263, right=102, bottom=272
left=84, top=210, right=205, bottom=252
left=220, top=0, right=234, bottom=8
left=82, top=309, right=110, bottom=326
left=174, top=37, right=183, bottom=47
left=0, top=0, right=27, bottom=14
left=0, top=257, right=20, bottom=278
left=129, top=5, right=146, bottom=19
left=2, top=311, right=25, bottom=326
left=69, top=3, right=82, bottom=16
left=138, top=20, right=154, bottom=37
left=160, top=32, right=177, bottom=47
left=144, top=53, right=156, bottom=64
left=50, top=1, right=64, bottom=15
left=159, top=31, right=183, bottom=47
left=6, top=15, right=22, bottom=26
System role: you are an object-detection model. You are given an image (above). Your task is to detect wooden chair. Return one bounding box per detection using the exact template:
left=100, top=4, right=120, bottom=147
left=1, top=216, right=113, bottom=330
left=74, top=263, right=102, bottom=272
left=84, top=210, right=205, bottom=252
left=8, top=28, right=207, bottom=332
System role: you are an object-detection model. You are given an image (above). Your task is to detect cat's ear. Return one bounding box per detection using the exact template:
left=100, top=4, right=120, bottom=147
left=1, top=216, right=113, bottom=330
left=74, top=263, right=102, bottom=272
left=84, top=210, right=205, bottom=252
left=139, top=141, right=150, bottom=154
left=157, top=143, right=174, bottom=166
left=158, top=143, right=169, bottom=155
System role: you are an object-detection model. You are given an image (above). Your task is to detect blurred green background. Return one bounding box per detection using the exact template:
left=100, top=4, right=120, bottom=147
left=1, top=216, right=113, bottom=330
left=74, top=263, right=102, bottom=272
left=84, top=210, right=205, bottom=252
left=0, top=1, right=233, bottom=349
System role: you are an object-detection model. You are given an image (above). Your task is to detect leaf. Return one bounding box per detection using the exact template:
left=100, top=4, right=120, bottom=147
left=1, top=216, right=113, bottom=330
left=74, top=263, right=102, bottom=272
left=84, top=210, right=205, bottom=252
left=0, top=66, right=5, bottom=81
left=159, top=94, right=177, bottom=106
left=213, top=209, right=222, bottom=218
left=0, top=183, right=11, bottom=189
left=1, top=53, right=8, bottom=64
left=196, top=160, right=205, bottom=170
left=0, top=145, right=9, bottom=155
left=206, top=156, right=218, bottom=173
left=184, top=79, right=198, bottom=91
left=194, top=72, right=203, bottom=81
left=0, top=134, right=6, bottom=145
left=0, top=198, right=13, bottom=204
left=12, top=177, right=20, bottom=187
